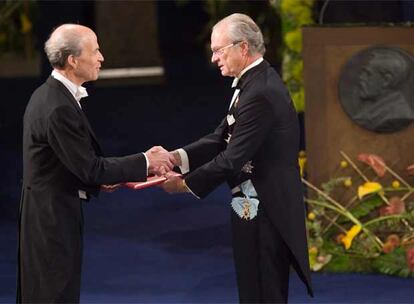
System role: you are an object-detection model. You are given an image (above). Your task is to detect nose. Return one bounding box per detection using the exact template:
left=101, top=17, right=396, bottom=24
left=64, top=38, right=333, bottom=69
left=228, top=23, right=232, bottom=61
left=211, top=53, right=218, bottom=64
left=98, top=51, right=104, bottom=62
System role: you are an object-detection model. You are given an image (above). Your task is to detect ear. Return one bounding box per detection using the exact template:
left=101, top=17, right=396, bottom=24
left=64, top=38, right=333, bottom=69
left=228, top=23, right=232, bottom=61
left=382, top=72, right=393, bottom=88
left=67, top=54, right=77, bottom=69
left=240, top=41, right=249, bottom=56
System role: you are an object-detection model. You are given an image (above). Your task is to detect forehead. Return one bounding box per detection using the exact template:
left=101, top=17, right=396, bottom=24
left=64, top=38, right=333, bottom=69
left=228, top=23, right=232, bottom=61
left=211, top=24, right=231, bottom=47
left=80, top=32, right=98, bottom=49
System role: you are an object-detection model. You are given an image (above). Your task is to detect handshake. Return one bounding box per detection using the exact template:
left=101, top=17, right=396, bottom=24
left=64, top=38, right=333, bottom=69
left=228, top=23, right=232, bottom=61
left=145, top=146, right=187, bottom=193
left=102, top=146, right=185, bottom=193
left=145, top=145, right=178, bottom=176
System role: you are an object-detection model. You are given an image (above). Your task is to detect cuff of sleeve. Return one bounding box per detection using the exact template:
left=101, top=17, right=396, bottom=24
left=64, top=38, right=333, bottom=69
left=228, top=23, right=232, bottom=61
left=183, top=179, right=200, bottom=199
left=177, top=148, right=190, bottom=174
left=142, top=152, right=149, bottom=176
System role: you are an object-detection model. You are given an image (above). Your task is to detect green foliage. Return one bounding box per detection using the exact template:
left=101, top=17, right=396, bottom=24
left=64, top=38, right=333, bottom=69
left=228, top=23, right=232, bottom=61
left=372, top=248, right=414, bottom=278
left=366, top=213, right=411, bottom=232
left=350, top=195, right=384, bottom=219
left=321, top=177, right=348, bottom=197
left=324, top=254, right=374, bottom=273
left=323, top=241, right=374, bottom=272
left=274, top=0, right=316, bottom=112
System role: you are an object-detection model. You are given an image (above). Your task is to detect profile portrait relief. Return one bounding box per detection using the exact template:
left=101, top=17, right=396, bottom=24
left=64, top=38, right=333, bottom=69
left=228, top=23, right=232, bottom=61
left=338, top=46, right=414, bottom=133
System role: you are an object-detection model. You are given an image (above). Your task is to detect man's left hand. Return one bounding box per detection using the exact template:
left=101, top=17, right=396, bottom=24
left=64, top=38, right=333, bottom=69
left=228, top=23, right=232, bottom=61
left=161, top=172, right=188, bottom=193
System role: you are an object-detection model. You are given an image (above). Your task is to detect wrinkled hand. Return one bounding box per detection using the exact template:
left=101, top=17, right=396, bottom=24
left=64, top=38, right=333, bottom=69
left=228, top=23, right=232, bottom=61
left=161, top=172, right=188, bottom=193
left=101, top=184, right=122, bottom=193
left=146, top=146, right=175, bottom=176
left=170, top=150, right=182, bottom=167
left=407, top=164, right=414, bottom=175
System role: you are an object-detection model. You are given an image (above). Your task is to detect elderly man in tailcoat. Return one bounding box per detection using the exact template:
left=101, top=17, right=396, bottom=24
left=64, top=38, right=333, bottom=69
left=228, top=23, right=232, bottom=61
left=18, top=24, right=173, bottom=303
left=163, top=13, right=313, bottom=303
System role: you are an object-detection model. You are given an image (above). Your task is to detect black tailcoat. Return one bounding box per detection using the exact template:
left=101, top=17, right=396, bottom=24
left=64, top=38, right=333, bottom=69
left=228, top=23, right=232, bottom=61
left=182, top=60, right=313, bottom=300
left=18, top=77, right=147, bottom=303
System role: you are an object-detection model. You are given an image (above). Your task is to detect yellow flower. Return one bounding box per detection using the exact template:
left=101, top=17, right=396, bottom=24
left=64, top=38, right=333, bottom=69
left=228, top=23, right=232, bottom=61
left=358, top=182, right=383, bottom=200
left=20, top=13, right=32, bottom=34
left=284, top=29, right=302, bottom=53
left=341, top=225, right=362, bottom=250
left=281, top=0, right=297, bottom=14
left=291, top=89, right=305, bottom=112
left=295, top=6, right=313, bottom=26
left=291, top=60, right=303, bottom=82
left=392, top=180, right=400, bottom=189
left=303, top=0, right=315, bottom=7
left=308, top=212, right=316, bottom=220
left=340, top=160, right=348, bottom=168
left=309, top=246, right=318, bottom=255
left=309, top=252, right=316, bottom=269
left=344, top=178, right=352, bottom=188
left=281, top=0, right=313, bottom=25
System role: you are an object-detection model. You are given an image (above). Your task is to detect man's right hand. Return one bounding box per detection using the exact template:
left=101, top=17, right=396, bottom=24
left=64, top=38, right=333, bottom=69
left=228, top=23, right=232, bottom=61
left=145, top=146, right=175, bottom=176
left=170, top=150, right=182, bottom=167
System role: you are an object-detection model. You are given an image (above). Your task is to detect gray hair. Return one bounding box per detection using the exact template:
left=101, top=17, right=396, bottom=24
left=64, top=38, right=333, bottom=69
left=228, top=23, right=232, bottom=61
left=44, top=24, right=84, bottom=69
left=214, top=13, right=265, bottom=56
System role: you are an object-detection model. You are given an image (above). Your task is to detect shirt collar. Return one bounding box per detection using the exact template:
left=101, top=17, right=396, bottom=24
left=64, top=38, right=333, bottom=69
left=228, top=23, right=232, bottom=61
left=231, top=57, right=264, bottom=88
left=51, top=70, right=88, bottom=107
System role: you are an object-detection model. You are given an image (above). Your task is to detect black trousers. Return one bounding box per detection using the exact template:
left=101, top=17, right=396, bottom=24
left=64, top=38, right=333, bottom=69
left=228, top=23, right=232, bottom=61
left=231, top=207, right=291, bottom=303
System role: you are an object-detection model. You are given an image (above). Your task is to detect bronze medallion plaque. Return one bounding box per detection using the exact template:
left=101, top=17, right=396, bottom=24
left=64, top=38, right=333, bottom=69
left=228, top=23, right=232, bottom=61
left=338, top=46, right=414, bottom=133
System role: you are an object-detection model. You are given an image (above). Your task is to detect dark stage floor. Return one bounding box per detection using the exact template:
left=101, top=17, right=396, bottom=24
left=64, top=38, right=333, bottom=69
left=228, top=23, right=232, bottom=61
left=1, top=186, right=414, bottom=303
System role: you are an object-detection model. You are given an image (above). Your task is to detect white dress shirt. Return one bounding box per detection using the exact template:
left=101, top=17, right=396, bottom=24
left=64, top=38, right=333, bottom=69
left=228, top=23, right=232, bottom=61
left=51, top=70, right=88, bottom=109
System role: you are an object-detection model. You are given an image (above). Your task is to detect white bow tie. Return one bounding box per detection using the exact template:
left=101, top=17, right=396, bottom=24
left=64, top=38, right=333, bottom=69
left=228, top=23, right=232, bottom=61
left=75, top=86, right=88, bottom=100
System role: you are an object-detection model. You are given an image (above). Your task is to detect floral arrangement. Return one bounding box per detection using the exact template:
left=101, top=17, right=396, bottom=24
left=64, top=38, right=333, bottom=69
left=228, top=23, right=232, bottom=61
left=272, top=0, right=315, bottom=112
left=302, top=151, right=414, bottom=277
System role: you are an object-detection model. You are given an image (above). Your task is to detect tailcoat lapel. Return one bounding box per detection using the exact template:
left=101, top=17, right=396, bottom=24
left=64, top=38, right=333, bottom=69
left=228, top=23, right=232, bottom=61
left=46, top=77, right=102, bottom=155
left=237, top=60, right=269, bottom=91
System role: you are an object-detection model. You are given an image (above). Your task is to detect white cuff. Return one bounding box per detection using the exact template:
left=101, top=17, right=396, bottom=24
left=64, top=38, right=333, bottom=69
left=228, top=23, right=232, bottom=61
left=187, top=186, right=200, bottom=199
left=176, top=148, right=190, bottom=174
left=142, top=152, right=149, bottom=176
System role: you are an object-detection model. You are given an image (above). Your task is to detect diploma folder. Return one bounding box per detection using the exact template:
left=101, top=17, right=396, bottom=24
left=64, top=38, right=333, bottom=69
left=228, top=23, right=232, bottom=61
left=124, top=172, right=182, bottom=190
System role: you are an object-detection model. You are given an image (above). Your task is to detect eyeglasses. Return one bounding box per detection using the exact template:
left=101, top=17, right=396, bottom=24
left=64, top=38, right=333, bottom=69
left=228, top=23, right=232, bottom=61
left=211, top=41, right=242, bottom=56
